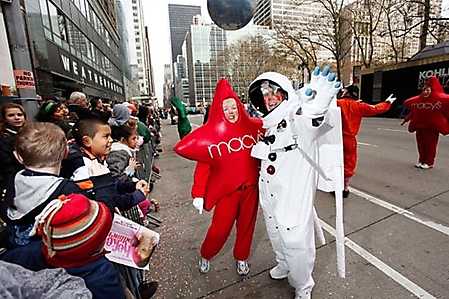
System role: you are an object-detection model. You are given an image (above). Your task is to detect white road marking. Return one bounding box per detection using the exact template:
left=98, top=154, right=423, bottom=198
left=377, top=128, right=409, bottom=133
left=350, top=187, right=449, bottom=237
left=320, top=220, right=436, bottom=299
left=357, top=142, right=378, bottom=147
left=191, top=123, right=200, bottom=128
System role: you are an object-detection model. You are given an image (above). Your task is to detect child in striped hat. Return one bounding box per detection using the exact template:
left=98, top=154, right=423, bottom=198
left=29, top=193, right=113, bottom=268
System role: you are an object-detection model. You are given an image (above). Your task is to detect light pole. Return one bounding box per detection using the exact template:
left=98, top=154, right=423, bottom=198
left=298, top=62, right=308, bottom=88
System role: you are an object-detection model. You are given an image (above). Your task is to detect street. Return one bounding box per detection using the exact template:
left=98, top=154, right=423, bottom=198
left=147, top=115, right=449, bottom=299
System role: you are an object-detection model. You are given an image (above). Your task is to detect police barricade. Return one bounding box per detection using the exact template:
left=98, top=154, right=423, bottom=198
left=136, top=143, right=153, bottom=182
left=118, top=142, right=160, bottom=298
left=135, top=142, right=161, bottom=227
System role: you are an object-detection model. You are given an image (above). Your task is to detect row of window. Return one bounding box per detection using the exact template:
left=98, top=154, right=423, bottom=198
left=39, top=0, right=121, bottom=83
left=69, top=0, right=116, bottom=50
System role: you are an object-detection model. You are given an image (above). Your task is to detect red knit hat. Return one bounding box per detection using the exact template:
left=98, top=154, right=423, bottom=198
left=34, top=194, right=113, bottom=268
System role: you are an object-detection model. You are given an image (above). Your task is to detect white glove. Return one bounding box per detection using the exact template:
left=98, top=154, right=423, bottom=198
left=299, top=66, right=341, bottom=118
left=385, top=94, right=396, bottom=104
left=192, top=197, right=204, bottom=214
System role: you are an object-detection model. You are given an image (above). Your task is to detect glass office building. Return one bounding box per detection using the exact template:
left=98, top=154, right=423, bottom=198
left=185, top=23, right=227, bottom=106
left=24, top=0, right=124, bottom=102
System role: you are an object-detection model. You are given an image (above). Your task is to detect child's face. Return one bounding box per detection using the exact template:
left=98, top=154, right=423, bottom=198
left=222, top=98, right=239, bottom=123
left=87, top=124, right=113, bottom=156
left=52, top=107, right=64, bottom=121
left=5, top=108, right=26, bottom=130
left=59, top=104, right=69, bottom=116
left=122, top=133, right=138, bottom=149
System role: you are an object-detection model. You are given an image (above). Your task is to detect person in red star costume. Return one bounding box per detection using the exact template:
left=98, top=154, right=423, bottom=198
left=174, top=78, right=263, bottom=276
left=402, top=76, right=449, bottom=169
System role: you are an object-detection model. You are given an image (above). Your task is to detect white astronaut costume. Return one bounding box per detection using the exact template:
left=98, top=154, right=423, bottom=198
left=250, top=69, right=340, bottom=298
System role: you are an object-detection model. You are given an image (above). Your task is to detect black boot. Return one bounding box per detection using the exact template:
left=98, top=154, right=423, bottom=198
left=139, top=281, right=158, bottom=298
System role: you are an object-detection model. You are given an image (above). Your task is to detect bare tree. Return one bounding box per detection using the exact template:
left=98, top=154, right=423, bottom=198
left=212, top=35, right=298, bottom=97
left=269, top=0, right=353, bottom=82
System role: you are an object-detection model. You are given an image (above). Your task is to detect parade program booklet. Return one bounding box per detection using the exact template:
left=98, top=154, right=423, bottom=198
left=105, top=214, right=160, bottom=270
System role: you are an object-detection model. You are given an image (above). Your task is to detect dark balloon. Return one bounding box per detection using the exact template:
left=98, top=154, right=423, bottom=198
left=207, top=0, right=256, bottom=30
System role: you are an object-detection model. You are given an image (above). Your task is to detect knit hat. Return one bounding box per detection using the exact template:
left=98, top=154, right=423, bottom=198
left=345, top=85, right=359, bottom=100
left=30, top=194, right=112, bottom=268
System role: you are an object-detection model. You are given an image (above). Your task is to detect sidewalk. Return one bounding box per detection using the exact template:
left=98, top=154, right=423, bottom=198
left=148, top=118, right=347, bottom=299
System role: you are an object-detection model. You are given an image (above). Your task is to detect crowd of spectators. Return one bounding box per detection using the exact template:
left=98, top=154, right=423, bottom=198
left=0, top=91, right=164, bottom=298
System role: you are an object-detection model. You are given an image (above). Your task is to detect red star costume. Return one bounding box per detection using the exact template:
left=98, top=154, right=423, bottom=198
left=403, top=76, right=449, bottom=166
left=174, top=78, right=263, bottom=261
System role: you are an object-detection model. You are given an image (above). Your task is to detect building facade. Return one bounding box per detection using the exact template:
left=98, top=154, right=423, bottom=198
left=168, top=4, right=201, bottom=64
left=185, top=22, right=227, bottom=107
left=131, top=0, right=150, bottom=96
left=15, top=0, right=125, bottom=102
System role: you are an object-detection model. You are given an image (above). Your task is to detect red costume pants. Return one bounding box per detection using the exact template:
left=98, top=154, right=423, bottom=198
left=343, top=134, right=357, bottom=179
left=416, top=128, right=439, bottom=166
left=200, top=184, right=258, bottom=261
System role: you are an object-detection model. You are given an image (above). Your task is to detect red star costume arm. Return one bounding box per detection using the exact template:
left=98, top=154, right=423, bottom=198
left=191, top=162, right=210, bottom=199
left=403, top=76, right=449, bottom=134
left=174, top=79, right=263, bottom=211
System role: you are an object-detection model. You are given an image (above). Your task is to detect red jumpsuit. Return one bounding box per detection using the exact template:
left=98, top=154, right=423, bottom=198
left=191, top=162, right=258, bottom=260
left=337, top=98, right=391, bottom=179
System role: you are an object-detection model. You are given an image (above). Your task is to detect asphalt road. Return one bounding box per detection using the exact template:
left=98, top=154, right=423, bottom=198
left=147, top=115, right=449, bottom=299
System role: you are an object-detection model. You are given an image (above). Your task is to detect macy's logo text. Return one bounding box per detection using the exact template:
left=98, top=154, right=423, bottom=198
left=208, top=133, right=260, bottom=158
left=410, top=101, right=441, bottom=110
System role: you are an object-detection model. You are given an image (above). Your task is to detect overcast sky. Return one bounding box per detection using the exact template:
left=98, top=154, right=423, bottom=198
left=143, top=0, right=208, bottom=102
left=143, top=0, right=449, bottom=104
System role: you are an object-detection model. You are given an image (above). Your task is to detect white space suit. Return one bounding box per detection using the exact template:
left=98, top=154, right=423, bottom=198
left=249, top=70, right=340, bottom=298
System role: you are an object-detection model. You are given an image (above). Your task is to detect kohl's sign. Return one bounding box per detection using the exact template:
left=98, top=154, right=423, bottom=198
left=60, top=54, right=123, bottom=95
left=418, top=66, right=449, bottom=88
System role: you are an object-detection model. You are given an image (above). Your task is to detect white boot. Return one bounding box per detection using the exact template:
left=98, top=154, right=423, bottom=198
left=269, top=265, right=288, bottom=279
left=294, top=290, right=311, bottom=299
left=198, top=257, right=210, bottom=274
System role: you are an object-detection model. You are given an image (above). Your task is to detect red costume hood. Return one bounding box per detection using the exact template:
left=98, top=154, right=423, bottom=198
left=174, top=78, right=264, bottom=210
left=403, top=76, right=449, bottom=135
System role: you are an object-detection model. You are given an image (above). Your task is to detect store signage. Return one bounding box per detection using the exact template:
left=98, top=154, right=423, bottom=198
left=14, top=70, right=36, bottom=90
left=418, top=65, right=449, bottom=88
left=60, top=53, right=123, bottom=95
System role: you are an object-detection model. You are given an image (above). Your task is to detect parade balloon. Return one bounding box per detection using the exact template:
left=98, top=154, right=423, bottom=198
left=207, top=0, right=256, bottom=30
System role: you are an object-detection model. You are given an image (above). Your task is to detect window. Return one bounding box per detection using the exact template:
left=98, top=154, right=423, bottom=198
left=39, top=0, right=51, bottom=29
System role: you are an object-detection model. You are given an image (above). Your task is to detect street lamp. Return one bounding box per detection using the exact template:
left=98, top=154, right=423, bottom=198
left=298, top=62, right=308, bottom=88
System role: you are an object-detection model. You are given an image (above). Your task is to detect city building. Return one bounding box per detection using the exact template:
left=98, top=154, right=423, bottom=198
left=20, top=0, right=124, bottom=101
left=131, top=0, right=150, bottom=96
left=168, top=4, right=201, bottom=101
left=174, top=55, right=189, bottom=102
left=168, top=4, right=201, bottom=64
left=116, top=0, right=139, bottom=100
left=346, top=0, right=444, bottom=65
left=163, top=64, right=174, bottom=108
left=184, top=21, right=227, bottom=107
left=144, top=26, right=155, bottom=96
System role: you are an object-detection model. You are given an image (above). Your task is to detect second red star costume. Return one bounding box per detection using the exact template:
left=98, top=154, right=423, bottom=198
left=174, top=78, right=263, bottom=275
left=403, top=76, right=449, bottom=168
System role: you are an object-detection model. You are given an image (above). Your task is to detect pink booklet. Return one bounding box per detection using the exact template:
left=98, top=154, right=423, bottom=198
left=105, top=214, right=160, bottom=270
